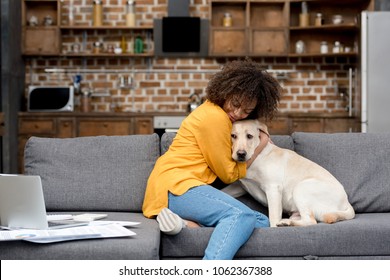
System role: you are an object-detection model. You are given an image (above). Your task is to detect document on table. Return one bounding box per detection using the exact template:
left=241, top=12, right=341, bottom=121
left=0, top=223, right=136, bottom=243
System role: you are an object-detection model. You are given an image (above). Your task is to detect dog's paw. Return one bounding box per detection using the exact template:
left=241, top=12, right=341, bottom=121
left=276, top=219, right=291, bottom=227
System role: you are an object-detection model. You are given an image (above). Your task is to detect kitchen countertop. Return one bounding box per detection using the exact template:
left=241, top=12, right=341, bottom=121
left=18, top=111, right=355, bottom=118
left=18, top=111, right=189, bottom=117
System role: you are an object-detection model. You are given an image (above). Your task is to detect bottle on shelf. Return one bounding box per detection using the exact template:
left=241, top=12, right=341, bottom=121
left=126, top=1, right=136, bottom=27
left=299, top=1, right=309, bottom=27
left=93, top=0, right=103, bottom=27
left=121, top=36, right=127, bottom=53
left=127, top=37, right=134, bottom=54
left=134, top=36, right=144, bottom=53
left=68, top=0, right=75, bottom=25
left=315, top=13, right=323, bottom=27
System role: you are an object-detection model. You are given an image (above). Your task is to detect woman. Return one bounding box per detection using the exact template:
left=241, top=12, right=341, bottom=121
left=142, top=59, right=282, bottom=260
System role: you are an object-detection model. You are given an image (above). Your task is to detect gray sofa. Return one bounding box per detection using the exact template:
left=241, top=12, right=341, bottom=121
left=1, top=132, right=389, bottom=259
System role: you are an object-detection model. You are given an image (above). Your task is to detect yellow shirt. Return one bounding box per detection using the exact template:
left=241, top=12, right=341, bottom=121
left=142, top=100, right=247, bottom=218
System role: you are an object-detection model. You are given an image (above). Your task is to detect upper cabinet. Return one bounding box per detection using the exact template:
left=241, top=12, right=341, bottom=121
left=21, top=0, right=154, bottom=57
left=22, top=0, right=61, bottom=55
left=209, top=0, right=374, bottom=57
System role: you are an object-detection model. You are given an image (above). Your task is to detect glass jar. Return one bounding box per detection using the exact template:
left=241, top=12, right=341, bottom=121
left=93, top=41, right=102, bottom=54
left=333, top=41, right=341, bottom=53
left=126, top=1, right=136, bottom=27
left=320, top=41, right=328, bottom=54
left=222, top=13, right=232, bottom=27
left=295, top=40, right=305, bottom=54
left=93, top=0, right=103, bottom=27
left=315, top=13, right=323, bottom=26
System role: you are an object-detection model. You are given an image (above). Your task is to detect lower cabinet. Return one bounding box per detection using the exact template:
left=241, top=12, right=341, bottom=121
left=265, top=115, right=360, bottom=135
left=18, top=113, right=154, bottom=173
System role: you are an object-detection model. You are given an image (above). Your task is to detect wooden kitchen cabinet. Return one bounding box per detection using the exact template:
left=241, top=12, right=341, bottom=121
left=249, top=1, right=288, bottom=55
left=21, top=0, right=154, bottom=57
left=266, top=114, right=359, bottom=135
left=324, top=117, right=360, bottom=133
left=18, top=113, right=154, bottom=173
left=290, top=118, right=324, bottom=133
left=77, top=120, right=132, bottom=137
left=22, top=0, right=61, bottom=55
left=209, top=0, right=374, bottom=57
left=134, top=117, right=153, bottom=135
left=265, top=117, right=289, bottom=135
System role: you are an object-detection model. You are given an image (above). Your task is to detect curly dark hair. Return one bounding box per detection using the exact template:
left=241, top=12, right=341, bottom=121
left=206, top=59, right=282, bottom=120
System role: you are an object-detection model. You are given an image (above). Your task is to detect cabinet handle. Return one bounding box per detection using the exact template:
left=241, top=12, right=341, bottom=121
left=227, top=47, right=232, bottom=52
left=34, top=124, right=39, bottom=129
left=103, top=123, right=108, bottom=128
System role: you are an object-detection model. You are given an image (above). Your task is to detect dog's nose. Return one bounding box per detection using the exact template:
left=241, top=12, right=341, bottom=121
left=236, top=150, right=247, bottom=161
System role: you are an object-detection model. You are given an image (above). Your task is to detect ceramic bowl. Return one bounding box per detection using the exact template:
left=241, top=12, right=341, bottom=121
left=332, top=15, right=343, bottom=25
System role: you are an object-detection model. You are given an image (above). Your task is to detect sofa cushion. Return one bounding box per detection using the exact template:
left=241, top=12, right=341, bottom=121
left=0, top=212, right=160, bottom=260
left=160, top=133, right=294, bottom=154
left=271, top=135, right=294, bottom=150
left=24, top=135, right=160, bottom=212
left=161, top=213, right=390, bottom=259
left=161, top=132, right=176, bottom=155
left=293, top=132, right=390, bottom=213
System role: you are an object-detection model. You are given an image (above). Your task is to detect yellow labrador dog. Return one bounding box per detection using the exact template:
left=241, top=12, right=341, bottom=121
left=226, top=119, right=355, bottom=227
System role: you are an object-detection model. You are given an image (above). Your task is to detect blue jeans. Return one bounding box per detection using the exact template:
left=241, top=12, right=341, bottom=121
left=168, top=185, right=269, bottom=260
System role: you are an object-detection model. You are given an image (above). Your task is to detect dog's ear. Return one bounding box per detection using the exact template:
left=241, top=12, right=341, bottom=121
left=255, top=120, right=269, bottom=135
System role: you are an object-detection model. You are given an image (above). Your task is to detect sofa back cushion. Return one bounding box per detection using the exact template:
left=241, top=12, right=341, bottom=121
left=24, top=135, right=160, bottom=212
left=160, top=133, right=294, bottom=155
left=271, top=135, right=294, bottom=150
left=293, top=132, right=390, bottom=213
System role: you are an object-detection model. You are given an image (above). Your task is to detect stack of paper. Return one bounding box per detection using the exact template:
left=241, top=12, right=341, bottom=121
left=0, top=223, right=137, bottom=243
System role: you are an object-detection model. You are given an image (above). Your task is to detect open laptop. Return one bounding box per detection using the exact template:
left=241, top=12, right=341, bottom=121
left=0, top=174, right=49, bottom=229
left=0, top=174, right=86, bottom=230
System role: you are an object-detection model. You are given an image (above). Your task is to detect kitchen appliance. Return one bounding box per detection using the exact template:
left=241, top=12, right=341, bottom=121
left=187, top=93, right=202, bottom=112
left=28, top=86, right=74, bottom=112
left=361, top=11, right=390, bottom=132
left=153, top=116, right=186, bottom=137
left=153, top=0, right=209, bottom=57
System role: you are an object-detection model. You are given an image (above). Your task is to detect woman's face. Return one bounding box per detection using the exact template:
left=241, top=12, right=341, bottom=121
left=223, top=97, right=257, bottom=123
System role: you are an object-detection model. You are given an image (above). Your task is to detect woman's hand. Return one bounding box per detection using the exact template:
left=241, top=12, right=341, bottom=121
left=246, top=131, right=269, bottom=168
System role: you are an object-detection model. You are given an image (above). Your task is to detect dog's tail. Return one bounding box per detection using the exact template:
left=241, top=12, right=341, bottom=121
left=322, top=204, right=355, bottom=224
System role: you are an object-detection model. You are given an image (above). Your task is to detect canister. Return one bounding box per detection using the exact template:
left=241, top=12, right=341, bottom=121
left=320, top=41, right=328, bottom=54
left=93, top=0, right=103, bottom=27
left=126, top=1, right=136, bottom=27
left=222, top=13, right=232, bottom=27
left=315, top=13, right=323, bottom=26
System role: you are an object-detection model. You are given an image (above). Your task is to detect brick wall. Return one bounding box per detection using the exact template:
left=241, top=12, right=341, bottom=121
left=24, top=0, right=356, bottom=114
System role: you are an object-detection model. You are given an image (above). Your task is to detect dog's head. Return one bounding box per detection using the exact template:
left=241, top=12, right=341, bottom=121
left=231, top=119, right=269, bottom=162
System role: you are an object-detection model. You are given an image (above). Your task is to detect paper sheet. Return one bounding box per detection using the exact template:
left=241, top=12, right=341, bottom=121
left=0, top=223, right=136, bottom=243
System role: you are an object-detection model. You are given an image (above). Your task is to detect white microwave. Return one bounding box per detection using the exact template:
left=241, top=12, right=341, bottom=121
left=28, top=86, right=74, bottom=112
